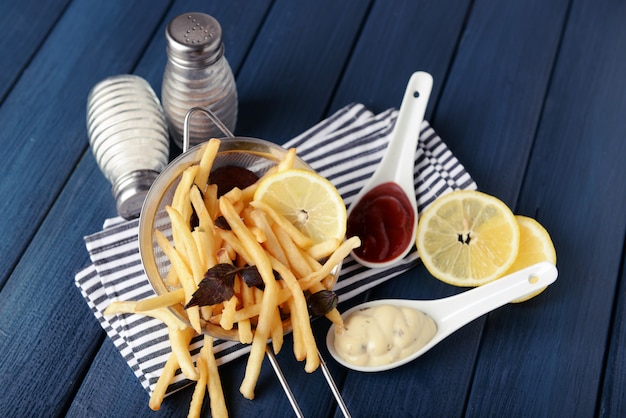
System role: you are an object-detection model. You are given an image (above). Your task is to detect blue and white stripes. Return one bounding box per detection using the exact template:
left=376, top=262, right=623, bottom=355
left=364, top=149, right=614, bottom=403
left=75, top=103, right=476, bottom=396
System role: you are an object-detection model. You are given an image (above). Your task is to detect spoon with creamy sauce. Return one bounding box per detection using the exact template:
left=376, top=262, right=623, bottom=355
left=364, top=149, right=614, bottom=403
left=326, top=261, right=558, bottom=372
left=347, top=71, right=433, bottom=269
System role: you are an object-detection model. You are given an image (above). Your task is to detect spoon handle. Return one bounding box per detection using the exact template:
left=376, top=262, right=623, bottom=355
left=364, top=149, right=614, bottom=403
left=429, top=262, right=558, bottom=335
left=383, top=71, right=433, bottom=196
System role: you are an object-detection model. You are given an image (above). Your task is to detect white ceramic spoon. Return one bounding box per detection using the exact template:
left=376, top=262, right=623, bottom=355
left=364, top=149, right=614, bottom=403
left=326, top=261, right=558, bottom=372
left=347, top=71, right=433, bottom=268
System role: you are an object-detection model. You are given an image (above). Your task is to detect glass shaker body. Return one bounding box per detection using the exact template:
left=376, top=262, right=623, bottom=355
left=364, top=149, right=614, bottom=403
left=162, top=13, right=238, bottom=149
left=87, top=75, right=170, bottom=219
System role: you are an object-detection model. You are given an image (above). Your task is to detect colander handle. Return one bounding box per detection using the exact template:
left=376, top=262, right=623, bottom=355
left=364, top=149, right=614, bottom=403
left=182, top=107, right=234, bottom=152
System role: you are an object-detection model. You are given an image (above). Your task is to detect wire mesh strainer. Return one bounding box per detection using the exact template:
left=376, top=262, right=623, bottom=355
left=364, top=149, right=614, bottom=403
left=138, top=107, right=349, bottom=417
left=138, top=134, right=319, bottom=339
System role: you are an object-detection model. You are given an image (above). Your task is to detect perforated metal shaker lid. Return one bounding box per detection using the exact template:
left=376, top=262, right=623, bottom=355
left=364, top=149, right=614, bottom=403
left=165, top=12, right=224, bottom=67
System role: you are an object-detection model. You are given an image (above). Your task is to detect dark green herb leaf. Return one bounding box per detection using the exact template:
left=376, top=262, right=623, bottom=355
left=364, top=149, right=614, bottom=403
left=184, top=263, right=237, bottom=308
left=215, top=216, right=230, bottom=230
left=306, top=290, right=338, bottom=317
left=238, top=265, right=283, bottom=290
left=209, top=165, right=260, bottom=197
left=240, top=265, right=264, bottom=289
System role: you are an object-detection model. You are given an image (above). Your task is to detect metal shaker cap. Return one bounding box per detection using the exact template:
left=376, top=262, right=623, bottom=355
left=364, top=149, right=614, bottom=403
left=165, top=12, right=224, bottom=67
left=113, top=170, right=160, bottom=219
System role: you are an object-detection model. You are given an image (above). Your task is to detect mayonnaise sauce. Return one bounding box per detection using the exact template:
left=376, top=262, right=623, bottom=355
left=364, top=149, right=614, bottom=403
left=333, top=304, right=437, bottom=367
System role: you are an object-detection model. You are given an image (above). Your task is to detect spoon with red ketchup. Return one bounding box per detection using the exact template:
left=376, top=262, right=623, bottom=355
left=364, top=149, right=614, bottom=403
left=347, top=71, right=433, bottom=268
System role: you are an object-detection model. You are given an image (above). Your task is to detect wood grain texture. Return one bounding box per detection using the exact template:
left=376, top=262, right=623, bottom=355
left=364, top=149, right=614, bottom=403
left=234, top=0, right=373, bottom=143
left=433, top=0, right=569, bottom=202
left=0, top=0, right=170, bottom=288
left=328, top=0, right=472, bottom=117
left=0, top=154, right=111, bottom=415
left=0, top=0, right=70, bottom=102
left=467, top=0, right=626, bottom=415
left=1, top=0, right=625, bottom=416
left=600, top=253, right=626, bottom=417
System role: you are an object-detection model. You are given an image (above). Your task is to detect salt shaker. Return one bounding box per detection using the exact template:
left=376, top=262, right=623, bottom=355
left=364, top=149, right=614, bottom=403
left=87, top=74, right=170, bottom=219
left=161, top=12, right=238, bottom=148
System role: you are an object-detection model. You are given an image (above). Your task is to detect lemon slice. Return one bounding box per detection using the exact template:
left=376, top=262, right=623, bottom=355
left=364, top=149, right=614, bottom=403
left=416, top=189, right=520, bottom=286
left=253, top=169, right=346, bottom=244
left=505, top=215, right=557, bottom=302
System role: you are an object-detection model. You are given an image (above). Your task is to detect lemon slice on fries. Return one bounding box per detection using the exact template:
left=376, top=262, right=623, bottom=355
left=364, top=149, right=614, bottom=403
left=253, top=169, right=346, bottom=244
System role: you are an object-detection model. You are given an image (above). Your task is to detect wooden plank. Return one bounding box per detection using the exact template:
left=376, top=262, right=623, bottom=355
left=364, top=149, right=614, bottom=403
left=0, top=0, right=171, bottom=288
left=0, top=0, right=70, bottom=101
left=466, top=0, right=626, bottom=415
left=433, top=0, right=570, bottom=202
left=0, top=1, right=172, bottom=416
left=328, top=0, right=470, bottom=117
left=601, top=255, right=626, bottom=416
left=233, top=0, right=373, bottom=144
left=67, top=337, right=192, bottom=417
left=0, top=155, right=114, bottom=415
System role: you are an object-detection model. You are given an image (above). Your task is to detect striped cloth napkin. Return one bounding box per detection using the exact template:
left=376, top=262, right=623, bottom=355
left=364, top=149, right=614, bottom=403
left=74, top=102, right=476, bottom=396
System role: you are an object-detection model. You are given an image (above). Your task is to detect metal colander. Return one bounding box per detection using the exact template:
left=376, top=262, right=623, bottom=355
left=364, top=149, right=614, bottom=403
left=137, top=108, right=349, bottom=416
left=138, top=108, right=333, bottom=340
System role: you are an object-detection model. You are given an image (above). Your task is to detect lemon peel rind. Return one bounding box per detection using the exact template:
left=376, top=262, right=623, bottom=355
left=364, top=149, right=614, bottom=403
left=507, top=215, right=556, bottom=303
left=253, top=168, right=347, bottom=244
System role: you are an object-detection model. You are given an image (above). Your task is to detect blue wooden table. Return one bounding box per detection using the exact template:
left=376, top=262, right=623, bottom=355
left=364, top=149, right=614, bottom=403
left=1, top=1, right=625, bottom=416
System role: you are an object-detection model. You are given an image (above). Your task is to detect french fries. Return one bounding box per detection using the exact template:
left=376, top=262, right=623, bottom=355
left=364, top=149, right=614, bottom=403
left=104, top=138, right=360, bottom=415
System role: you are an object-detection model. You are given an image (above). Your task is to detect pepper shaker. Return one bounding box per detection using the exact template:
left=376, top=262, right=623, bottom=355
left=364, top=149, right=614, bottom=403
left=161, top=12, right=238, bottom=148
left=87, top=74, right=170, bottom=219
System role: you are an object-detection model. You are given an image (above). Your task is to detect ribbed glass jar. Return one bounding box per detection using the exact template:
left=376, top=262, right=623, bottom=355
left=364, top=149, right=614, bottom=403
left=161, top=12, right=238, bottom=149
left=87, top=74, right=169, bottom=219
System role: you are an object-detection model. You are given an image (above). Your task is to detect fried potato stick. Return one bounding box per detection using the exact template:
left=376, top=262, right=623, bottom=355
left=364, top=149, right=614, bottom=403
left=135, top=288, right=185, bottom=312
left=194, top=138, right=221, bottom=192
left=276, top=147, right=296, bottom=172
left=249, top=208, right=289, bottom=266
left=307, top=238, right=340, bottom=260
left=166, top=206, right=204, bottom=284
left=272, top=222, right=312, bottom=278
left=172, top=165, right=199, bottom=247
left=104, top=301, right=186, bottom=331
left=203, top=335, right=228, bottom=418
left=155, top=229, right=202, bottom=333
left=249, top=200, right=313, bottom=249
left=188, top=354, right=208, bottom=418
left=286, top=297, right=305, bottom=360
left=169, top=325, right=198, bottom=381
left=203, top=184, right=219, bottom=220
left=220, top=197, right=279, bottom=399
left=190, top=185, right=218, bottom=270
left=149, top=351, right=180, bottom=411
left=165, top=267, right=180, bottom=288
left=270, top=256, right=320, bottom=372
left=237, top=275, right=254, bottom=344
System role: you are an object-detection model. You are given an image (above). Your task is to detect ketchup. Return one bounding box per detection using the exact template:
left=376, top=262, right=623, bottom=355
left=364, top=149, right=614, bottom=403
left=346, top=182, right=415, bottom=263
left=190, top=165, right=260, bottom=229
left=209, top=165, right=259, bottom=197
